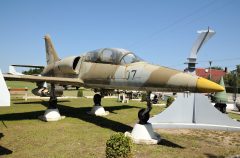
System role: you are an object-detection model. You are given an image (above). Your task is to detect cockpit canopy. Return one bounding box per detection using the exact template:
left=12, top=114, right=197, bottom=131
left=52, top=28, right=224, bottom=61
left=84, top=48, right=142, bottom=65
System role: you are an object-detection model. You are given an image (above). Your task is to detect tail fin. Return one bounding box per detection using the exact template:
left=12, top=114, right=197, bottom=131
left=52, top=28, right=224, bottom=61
left=44, top=35, right=60, bottom=65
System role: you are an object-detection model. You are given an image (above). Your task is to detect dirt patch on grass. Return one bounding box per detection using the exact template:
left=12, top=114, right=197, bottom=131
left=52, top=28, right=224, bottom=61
left=153, top=128, right=240, bottom=158
left=156, top=128, right=192, bottom=135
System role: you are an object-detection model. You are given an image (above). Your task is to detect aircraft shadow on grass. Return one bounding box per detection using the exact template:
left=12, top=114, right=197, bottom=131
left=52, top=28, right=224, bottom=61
left=13, top=100, right=70, bottom=105
left=204, top=153, right=224, bottom=158
left=0, top=101, right=185, bottom=149
left=158, top=139, right=184, bottom=149
left=0, top=133, right=13, bottom=156
left=1, top=101, right=185, bottom=148
left=0, top=101, right=141, bottom=132
left=57, top=103, right=138, bottom=132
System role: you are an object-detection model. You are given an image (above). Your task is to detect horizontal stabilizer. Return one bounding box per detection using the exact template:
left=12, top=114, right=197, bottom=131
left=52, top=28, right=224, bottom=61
left=0, top=69, right=10, bottom=107
left=9, top=66, right=23, bottom=75
left=11, top=65, right=45, bottom=68
left=3, top=74, right=84, bottom=87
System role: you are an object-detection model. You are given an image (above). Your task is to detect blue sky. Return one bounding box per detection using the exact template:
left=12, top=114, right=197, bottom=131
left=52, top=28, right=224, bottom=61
left=0, top=0, right=240, bottom=72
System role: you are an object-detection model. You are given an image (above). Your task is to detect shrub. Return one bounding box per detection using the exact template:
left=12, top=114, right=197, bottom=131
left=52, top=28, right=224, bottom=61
left=77, top=89, right=83, bottom=97
left=106, top=132, right=133, bottom=158
left=166, top=96, right=175, bottom=107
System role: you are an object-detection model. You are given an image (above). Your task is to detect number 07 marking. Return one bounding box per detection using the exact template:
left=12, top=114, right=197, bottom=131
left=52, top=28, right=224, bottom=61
left=127, top=70, right=137, bottom=80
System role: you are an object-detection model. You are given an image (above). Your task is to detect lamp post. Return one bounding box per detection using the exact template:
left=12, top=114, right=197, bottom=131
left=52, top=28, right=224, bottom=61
left=209, top=61, right=212, bottom=81
left=236, top=65, right=239, bottom=101
left=233, top=65, right=239, bottom=103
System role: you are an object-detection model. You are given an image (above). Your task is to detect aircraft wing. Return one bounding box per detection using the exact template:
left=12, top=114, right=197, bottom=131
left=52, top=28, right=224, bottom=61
left=3, top=74, right=84, bottom=86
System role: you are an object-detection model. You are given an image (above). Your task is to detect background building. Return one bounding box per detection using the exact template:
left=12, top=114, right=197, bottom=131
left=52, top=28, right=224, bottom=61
left=196, top=68, right=227, bottom=83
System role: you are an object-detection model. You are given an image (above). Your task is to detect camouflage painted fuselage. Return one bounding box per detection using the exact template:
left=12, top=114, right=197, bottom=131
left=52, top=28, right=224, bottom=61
left=3, top=36, right=223, bottom=95
left=40, top=48, right=221, bottom=93
left=79, top=61, right=197, bottom=92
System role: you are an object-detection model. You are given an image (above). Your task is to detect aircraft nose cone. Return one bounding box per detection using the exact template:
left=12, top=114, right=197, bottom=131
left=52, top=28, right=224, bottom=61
left=196, top=77, right=224, bottom=93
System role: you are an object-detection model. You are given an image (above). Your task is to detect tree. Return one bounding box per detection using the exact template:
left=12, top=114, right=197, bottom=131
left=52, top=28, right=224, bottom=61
left=224, top=65, right=240, bottom=88
left=211, top=66, right=223, bottom=70
left=22, top=68, right=43, bottom=75
left=224, top=72, right=235, bottom=87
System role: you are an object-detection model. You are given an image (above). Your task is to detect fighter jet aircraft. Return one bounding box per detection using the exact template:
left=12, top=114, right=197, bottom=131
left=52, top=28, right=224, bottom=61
left=2, top=35, right=224, bottom=123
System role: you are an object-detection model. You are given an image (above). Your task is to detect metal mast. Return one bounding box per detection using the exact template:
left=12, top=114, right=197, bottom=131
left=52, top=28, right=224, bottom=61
left=185, top=27, right=215, bottom=74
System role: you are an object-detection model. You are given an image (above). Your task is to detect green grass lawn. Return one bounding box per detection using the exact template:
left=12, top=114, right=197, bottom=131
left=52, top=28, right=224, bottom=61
left=1, top=81, right=240, bottom=157
left=6, top=81, right=36, bottom=90
left=1, top=97, right=240, bottom=158
left=228, top=112, right=240, bottom=120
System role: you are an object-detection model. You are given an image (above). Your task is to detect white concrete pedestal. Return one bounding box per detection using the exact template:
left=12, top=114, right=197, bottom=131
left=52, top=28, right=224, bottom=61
left=39, top=108, right=65, bottom=121
left=0, top=69, right=10, bottom=107
left=87, top=106, right=109, bottom=116
left=149, top=93, right=240, bottom=131
left=125, top=123, right=161, bottom=144
left=227, top=103, right=239, bottom=111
